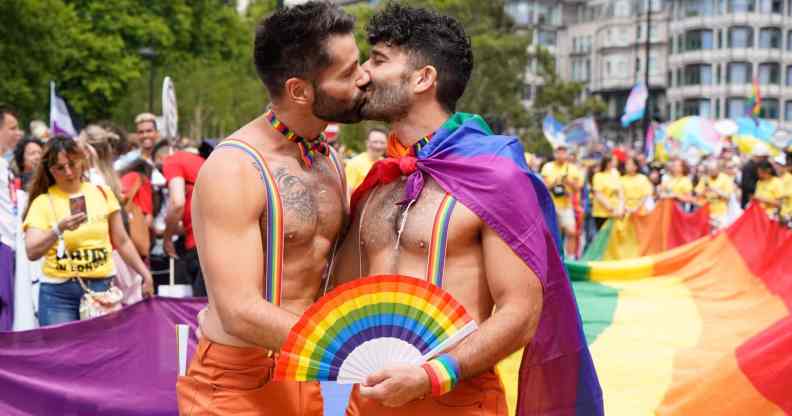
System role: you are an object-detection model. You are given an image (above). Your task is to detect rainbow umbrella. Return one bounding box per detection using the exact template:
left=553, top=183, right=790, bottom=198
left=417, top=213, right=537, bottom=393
left=732, top=117, right=783, bottom=156
left=666, top=116, right=723, bottom=155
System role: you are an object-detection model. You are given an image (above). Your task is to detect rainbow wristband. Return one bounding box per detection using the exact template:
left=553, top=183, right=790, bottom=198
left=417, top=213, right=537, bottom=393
left=421, top=354, right=461, bottom=396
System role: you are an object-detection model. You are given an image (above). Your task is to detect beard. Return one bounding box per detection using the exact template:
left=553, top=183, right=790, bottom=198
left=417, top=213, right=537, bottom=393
left=312, top=83, right=366, bottom=124
left=359, top=73, right=412, bottom=123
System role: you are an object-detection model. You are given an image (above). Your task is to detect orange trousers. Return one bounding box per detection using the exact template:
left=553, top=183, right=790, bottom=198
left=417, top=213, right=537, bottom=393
left=176, top=338, right=323, bottom=416
left=345, top=369, right=507, bottom=416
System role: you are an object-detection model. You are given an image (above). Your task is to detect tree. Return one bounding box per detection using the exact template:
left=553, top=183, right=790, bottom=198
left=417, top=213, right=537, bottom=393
left=522, top=47, right=607, bottom=156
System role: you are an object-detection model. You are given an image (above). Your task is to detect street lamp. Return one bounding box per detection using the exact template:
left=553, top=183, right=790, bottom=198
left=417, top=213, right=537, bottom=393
left=138, top=47, right=158, bottom=113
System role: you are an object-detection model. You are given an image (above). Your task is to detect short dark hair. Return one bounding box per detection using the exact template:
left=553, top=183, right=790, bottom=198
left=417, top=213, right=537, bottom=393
left=366, top=3, right=473, bottom=113
left=152, top=139, right=171, bottom=159
left=757, top=159, right=775, bottom=174
left=14, top=137, right=44, bottom=172
left=0, top=104, right=18, bottom=128
left=254, top=1, right=355, bottom=99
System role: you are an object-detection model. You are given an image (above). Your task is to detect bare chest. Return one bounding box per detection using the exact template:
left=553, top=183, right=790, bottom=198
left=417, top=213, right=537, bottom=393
left=265, top=158, right=346, bottom=246
left=359, top=179, right=480, bottom=257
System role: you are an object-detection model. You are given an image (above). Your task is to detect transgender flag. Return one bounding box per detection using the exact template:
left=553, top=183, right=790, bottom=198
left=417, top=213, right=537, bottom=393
left=49, top=81, right=77, bottom=138
left=621, top=81, right=648, bottom=127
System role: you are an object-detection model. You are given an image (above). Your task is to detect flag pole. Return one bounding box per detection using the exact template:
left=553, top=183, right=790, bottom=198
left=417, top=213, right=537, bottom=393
left=641, top=0, right=652, bottom=152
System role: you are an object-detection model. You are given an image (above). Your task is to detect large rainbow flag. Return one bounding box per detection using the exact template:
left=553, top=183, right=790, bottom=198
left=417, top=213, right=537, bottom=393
left=565, top=203, right=792, bottom=414
left=582, top=199, right=710, bottom=261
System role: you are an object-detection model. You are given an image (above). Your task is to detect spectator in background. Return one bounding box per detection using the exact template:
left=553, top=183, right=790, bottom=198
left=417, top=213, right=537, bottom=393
left=0, top=105, right=23, bottom=330
left=779, top=158, right=792, bottom=227
left=344, top=127, right=386, bottom=192
left=29, top=120, right=50, bottom=142
left=741, top=144, right=770, bottom=208
left=753, top=160, right=782, bottom=219
left=592, top=155, right=624, bottom=230
left=158, top=140, right=206, bottom=296
left=134, top=113, right=160, bottom=162
left=12, top=137, right=44, bottom=189
left=541, top=144, right=584, bottom=257
left=660, top=159, right=694, bottom=206
left=695, top=160, right=735, bottom=230
left=22, top=137, right=152, bottom=326
left=79, top=125, right=124, bottom=199
left=620, top=157, right=653, bottom=215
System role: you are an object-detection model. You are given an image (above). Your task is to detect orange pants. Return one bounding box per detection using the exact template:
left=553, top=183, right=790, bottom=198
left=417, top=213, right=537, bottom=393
left=176, top=338, right=323, bottom=416
left=345, top=370, right=507, bottom=416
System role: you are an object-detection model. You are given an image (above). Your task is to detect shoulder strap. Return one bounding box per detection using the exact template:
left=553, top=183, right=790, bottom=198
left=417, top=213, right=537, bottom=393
left=426, top=193, right=457, bottom=288
left=216, top=139, right=284, bottom=306
left=95, top=184, right=108, bottom=201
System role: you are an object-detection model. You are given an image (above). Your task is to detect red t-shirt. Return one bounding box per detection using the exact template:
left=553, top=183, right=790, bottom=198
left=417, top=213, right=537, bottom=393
left=120, top=172, right=153, bottom=215
left=163, top=151, right=205, bottom=250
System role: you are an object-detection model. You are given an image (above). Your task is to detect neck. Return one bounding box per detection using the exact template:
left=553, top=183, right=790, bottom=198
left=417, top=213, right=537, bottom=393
left=367, top=150, right=379, bottom=160
left=58, top=181, right=82, bottom=194
left=270, top=103, right=327, bottom=142
left=390, top=102, right=451, bottom=147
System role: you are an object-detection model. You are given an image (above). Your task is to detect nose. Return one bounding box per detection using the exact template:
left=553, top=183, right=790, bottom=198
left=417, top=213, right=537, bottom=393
left=355, top=65, right=371, bottom=88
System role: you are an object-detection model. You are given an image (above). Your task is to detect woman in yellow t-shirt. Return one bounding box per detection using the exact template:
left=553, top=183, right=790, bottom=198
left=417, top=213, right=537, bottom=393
left=620, top=157, right=653, bottom=215
left=753, top=160, right=783, bottom=219
left=592, top=156, right=624, bottom=229
left=660, top=159, right=694, bottom=204
left=780, top=161, right=792, bottom=224
left=23, top=137, right=153, bottom=326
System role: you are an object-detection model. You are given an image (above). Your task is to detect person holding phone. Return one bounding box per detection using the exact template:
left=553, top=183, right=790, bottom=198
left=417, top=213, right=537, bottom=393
left=22, top=136, right=153, bottom=326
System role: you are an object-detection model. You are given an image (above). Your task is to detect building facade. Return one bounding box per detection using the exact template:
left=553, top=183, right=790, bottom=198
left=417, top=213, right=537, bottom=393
left=667, top=0, right=792, bottom=129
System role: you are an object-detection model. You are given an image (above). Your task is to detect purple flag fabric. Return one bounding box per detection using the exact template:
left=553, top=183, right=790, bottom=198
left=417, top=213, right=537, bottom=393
left=0, top=297, right=204, bottom=415
left=405, top=113, right=603, bottom=415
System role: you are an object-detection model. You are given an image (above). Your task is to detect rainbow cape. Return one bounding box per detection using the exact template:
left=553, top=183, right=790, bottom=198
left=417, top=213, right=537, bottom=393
left=352, top=113, right=603, bottom=415
left=747, top=76, right=762, bottom=116
left=567, top=203, right=792, bottom=414
left=582, top=200, right=710, bottom=261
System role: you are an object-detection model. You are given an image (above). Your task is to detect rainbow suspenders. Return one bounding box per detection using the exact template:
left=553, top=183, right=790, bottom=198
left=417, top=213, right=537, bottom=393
left=215, top=139, right=344, bottom=304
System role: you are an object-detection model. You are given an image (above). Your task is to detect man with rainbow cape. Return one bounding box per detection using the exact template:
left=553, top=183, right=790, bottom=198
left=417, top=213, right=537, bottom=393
left=333, top=4, right=603, bottom=416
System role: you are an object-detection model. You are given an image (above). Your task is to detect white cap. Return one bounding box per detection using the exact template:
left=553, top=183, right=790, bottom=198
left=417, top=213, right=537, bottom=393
left=752, top=143, right=770, bottom=157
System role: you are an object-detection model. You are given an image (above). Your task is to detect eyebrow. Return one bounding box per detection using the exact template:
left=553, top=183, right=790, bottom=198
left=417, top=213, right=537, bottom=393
left=371, top=49, right=388, bottom=59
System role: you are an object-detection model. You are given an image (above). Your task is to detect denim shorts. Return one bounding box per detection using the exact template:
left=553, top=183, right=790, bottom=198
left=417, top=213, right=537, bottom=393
left=38, top=277, right=113, bottom=327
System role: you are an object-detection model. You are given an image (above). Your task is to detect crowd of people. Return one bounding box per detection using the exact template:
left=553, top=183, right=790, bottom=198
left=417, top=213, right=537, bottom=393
left=532, top=140, right=792, bottom=259
left=0, top=105, right=209, bottom=329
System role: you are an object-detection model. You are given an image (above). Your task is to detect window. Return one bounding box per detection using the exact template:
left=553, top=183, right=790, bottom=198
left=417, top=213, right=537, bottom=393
left=727, top=97, right=747, bottom=117
left=759, top=27, right=782, bottom=48
left=685, top=29, right=715, bottom=51
left=615, top=0, right=632, bottom=16
left=505, top=1, right=532, bottom=25
left=759, top=62, right=781, bottom=84
left=716, top=98, right=721, bottom=118
left=716, top=64, right=722, bottom=83
left=684, top=0, right=715, bottom=15
left=758, top=0, right=783, bottom=13
left=785, top=101, right=792, bottom=120
left=728, top=0, right=756, bottom=12
left=787, top=31, right=792, bottom=50
left=761, top=98, right=780, bottom=119
left=786, top=65, right=792, bottom=85
left=728, top=26, right=754, bottom=48
left=727, top=62, right=753, bottom=84
left=683, top=98, right=712, bottom=117
left=684, top=64, right=713, bottom=85
left=538, top=30, right=557, bottom=47
left=522, top=84, right=533, bottom=101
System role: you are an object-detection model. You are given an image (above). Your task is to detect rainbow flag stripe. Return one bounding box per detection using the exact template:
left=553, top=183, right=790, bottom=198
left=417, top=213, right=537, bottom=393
left=274, top=275, right=474, bottom=382
left=216, top=139, right=284, bottom=306
left=426, top=194, right=457, bottom=287
left=565, top=203, right=792, bottom=415
left=582, top=199, right=710, bottom=261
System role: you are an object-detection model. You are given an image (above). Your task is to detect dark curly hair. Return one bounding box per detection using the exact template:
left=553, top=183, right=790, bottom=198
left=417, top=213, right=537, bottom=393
left=253, top=1, right=355, bottom=99
left=366, top=3, right=473, bottom=113
left=14, top=136, right=44, bottom=174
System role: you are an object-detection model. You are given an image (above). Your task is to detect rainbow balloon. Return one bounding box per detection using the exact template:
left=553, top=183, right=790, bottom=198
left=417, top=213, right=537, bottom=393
left=274, top=275, right=478, bottom=383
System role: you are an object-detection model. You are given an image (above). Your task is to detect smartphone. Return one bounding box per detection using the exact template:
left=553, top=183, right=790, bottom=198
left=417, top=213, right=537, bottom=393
left=69, top=195, right=87, bottom=217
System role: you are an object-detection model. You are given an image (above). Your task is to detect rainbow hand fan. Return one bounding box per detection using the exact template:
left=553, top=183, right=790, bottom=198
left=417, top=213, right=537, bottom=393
left=274, top=274, right=477, bottom=383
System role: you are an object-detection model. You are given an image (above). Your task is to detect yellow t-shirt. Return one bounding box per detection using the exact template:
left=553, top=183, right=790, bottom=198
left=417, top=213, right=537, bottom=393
left=695, top=173, right=735, bottom=217
left=23, top=183, right=121, bottom=280
left=781, top=172, right=792, bottom=218
left=592, top=170, right=623, bottom=218
left=345, top=152, right=377, bottom=191
left=755, top=177, right=783, bottom=217
left=540, top=162, right=584, bottom=209
left=662, top=176, right=693, bottom=199
left=620, top=174, right=653, bottom=213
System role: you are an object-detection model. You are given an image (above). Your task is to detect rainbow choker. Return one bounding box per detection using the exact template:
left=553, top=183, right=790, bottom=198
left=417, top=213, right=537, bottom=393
left=265, top=109, right=329, bottom=168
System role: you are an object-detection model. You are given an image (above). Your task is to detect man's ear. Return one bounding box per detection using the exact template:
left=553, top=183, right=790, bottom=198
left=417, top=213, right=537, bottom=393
left=413, top=65, right=438, bottom=94
left=284, top=78, right=314, bottom=106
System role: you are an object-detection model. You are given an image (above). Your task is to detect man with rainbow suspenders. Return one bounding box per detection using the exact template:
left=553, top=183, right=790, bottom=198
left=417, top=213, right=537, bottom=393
left=333, top=4, right=603, bottom=416
left=176, top=3, right=368, bottom=415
